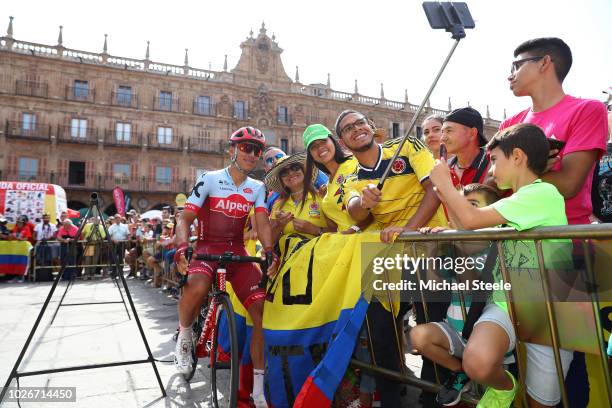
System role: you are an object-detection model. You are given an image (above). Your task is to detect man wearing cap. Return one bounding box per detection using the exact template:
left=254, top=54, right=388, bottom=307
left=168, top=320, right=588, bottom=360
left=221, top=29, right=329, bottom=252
left=442, top=107, right=492, bottom=189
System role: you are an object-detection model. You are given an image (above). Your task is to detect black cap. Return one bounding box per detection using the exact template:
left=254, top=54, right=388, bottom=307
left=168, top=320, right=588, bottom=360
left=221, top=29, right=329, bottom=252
left=444, top=107, right=487, bottom=147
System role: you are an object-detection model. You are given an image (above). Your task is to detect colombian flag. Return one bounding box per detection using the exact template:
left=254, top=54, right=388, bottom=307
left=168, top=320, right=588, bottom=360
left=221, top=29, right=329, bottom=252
left=263, top=232, right=399, bottom=408
left=0, top=241, right=32, bottom=275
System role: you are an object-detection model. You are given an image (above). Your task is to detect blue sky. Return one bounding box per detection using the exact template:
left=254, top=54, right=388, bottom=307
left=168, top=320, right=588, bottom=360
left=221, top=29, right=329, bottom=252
left=3, top=0, right=611, bottom=120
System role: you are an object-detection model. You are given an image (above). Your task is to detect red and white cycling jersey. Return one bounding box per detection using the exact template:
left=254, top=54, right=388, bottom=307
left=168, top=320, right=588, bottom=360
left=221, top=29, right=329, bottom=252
left=184, top=168, right=267, bottom=243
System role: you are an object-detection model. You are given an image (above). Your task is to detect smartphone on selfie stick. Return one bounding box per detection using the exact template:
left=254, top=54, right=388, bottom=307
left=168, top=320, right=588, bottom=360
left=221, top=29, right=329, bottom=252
left=376, top=2, right=475, bottom=190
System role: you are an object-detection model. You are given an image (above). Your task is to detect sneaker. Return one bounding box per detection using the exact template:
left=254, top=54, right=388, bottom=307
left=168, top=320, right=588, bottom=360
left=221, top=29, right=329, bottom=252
left=436, top=371, right=471, bottom=406
left=253, top=392, right=267, bottom=408
left=476, top=370, right=517, bottom=408
left=174, top=329, right=194, bottom=375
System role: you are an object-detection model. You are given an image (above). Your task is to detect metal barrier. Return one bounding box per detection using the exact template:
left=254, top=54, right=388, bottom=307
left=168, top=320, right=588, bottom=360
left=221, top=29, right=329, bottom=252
left=353, top=224, right=612, bottom=407
left=30, top=239, right=131, bottom=282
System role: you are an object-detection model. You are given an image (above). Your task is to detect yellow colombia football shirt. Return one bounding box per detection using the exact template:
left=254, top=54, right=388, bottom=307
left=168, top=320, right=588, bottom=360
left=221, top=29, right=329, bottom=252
left=271, top=192, right=328, bottom=240
left=343, top=137, right=447, bottom=229
left=321, top=157, right=359, bottom=232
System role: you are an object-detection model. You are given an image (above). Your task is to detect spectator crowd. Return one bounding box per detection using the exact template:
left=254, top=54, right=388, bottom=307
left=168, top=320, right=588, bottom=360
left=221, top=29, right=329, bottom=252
left=1, top=36, right=611, bottom=408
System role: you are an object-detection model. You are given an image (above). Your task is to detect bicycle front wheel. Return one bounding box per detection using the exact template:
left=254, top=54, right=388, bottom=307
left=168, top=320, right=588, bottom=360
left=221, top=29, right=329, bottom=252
left=210, top=293, right=239, bottom=408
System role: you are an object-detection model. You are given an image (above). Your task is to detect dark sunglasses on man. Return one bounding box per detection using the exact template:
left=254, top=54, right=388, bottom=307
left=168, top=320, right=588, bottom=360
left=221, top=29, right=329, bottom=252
left=510, top=56, right=544, bottom=74
left=265, top=153, right=285, bottom=165
left=236, top=142, right=263, bottom=157
left=279, top=163, right=303, bottom=178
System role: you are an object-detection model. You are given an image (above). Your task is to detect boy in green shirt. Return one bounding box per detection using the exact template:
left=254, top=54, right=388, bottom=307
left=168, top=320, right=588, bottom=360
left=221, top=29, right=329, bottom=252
left=426, top=123, right=573, bottom=407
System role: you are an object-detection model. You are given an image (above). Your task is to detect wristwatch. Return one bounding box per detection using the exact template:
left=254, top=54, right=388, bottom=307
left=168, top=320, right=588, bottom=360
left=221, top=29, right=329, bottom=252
left=349, top=225, right=361, bottom=233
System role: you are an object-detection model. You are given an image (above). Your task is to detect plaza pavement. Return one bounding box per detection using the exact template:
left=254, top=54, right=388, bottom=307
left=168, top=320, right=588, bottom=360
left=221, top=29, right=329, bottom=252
left=0, top=278, right=423, bottom=407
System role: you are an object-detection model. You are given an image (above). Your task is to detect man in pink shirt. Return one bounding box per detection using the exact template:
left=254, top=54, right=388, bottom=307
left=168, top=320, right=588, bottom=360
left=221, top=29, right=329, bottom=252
left=501, top=37, right=608, bottom=408
left=500, top=37, right=609, bottom=226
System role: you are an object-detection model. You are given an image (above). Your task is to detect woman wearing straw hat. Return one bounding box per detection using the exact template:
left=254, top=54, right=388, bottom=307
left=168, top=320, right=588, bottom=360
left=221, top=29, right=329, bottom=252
left=302, top=123, right=370, bottom=233
left=264, top=153, right=330, bottom=253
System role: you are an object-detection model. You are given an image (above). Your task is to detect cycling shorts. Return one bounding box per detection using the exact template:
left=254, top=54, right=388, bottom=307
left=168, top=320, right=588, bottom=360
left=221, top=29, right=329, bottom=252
left=188, top=241, right=265, bottom=310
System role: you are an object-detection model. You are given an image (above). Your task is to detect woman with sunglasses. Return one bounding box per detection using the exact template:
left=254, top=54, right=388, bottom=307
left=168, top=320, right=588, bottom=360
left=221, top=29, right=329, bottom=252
left=263, top=146, right=330, bottom=214
left=264, top=153, right=329, bottom=255
left=302, top=123, right=368, bottom=233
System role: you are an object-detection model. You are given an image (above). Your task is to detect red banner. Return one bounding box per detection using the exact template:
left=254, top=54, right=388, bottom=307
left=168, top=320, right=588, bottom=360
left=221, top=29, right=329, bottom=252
left=112, top=186, right=125, bottom=216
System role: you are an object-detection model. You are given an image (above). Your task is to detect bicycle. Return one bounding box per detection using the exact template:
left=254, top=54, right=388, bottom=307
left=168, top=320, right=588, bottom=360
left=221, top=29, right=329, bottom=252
left=176, top=249, right=268, bottom=408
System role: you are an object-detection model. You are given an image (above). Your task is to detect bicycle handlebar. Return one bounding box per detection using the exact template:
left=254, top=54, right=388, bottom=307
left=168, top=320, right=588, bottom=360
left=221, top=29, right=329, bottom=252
left=192, top=253, right=266, bottom=265
left=175, top=247, right=269, bottom=289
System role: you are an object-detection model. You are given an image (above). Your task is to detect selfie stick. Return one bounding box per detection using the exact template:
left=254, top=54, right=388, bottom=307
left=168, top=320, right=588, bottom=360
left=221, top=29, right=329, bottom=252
left=377, top=2, right=473, bottom=189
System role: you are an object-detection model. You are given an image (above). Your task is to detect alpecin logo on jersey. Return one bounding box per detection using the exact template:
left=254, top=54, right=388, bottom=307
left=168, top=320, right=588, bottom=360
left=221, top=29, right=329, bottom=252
left=210, top=194, right=254, bottom=218
left=391, top=158, right=407, bottom=174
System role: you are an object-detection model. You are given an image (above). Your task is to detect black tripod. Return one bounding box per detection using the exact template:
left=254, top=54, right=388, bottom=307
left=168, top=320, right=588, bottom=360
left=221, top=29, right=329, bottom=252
left=49, top=211, right=131, bottom=324
left=0, top=192, right=166, bottom=403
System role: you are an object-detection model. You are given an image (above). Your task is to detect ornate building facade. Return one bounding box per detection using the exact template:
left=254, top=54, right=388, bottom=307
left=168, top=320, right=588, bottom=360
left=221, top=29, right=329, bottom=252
left=0, top=18, right=500, bottom=213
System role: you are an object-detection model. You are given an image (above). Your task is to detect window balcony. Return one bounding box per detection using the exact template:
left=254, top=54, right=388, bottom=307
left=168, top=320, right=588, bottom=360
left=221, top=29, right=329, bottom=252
left=54, top=171, right=98, bottom=190
left=57, top=125, right=99, bottom=144
left=153, top=96, right=181, bottom=112
left=111, top=91, right=139, bottom=108
left=65, top=86, right=96, bottom=103
left=5, top=120, right=51, bottom=141
left=192, top=100, right=216, bottom=116
left=277, top=114, right=293, bottom=125
left=103, top=129, right=143, bottom=148
left=15, top=80, right=48, bottom=98
left=147, top=133, right=183, bottom=150
left=232, top=108, right=250, bottom=121
left=187, top=137, right=224, bottom=154
left=99, top=175, right=144, bottom=192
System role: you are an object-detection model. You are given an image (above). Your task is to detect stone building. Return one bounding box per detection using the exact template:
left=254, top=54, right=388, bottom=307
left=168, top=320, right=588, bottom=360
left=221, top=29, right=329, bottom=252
left=0, top=18, right=500, bottom=214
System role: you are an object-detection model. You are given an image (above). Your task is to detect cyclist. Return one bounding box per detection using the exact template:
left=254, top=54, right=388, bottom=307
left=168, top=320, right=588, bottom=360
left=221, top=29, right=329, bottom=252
left=174, top=126, right=278, bottom=406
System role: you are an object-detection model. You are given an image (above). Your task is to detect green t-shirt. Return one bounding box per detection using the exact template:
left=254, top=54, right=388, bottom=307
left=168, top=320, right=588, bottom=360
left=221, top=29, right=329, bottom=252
left=489, top=179, right=571, bottom=311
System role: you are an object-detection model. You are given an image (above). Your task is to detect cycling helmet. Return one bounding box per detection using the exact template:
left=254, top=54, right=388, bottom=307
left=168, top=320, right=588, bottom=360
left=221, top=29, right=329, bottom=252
left=229, top=126, right=266, bottom=147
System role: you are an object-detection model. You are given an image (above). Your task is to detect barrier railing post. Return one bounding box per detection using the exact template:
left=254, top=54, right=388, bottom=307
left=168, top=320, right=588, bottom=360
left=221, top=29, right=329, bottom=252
left=581, top=240, right=612, bottom=406
left=496, top=240, right=530, bottom=408
left=534, top=240, right=570, bottom=407
left=410, top=242, right=441, bottom=385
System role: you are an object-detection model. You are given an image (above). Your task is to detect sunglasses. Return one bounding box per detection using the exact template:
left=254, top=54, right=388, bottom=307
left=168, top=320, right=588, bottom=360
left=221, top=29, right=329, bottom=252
left=279, top=163, right=303, bottom=178
left=340, top=117, right=368, bottom=135
left=265, top=153, right=285, bottom=165
left=510, top=56, right=544, bottom=74
left=237, top=142, right=263, bottom=157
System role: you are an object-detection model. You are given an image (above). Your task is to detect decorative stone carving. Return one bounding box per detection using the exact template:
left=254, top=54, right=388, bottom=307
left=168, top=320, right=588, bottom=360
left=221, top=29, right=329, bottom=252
left=217, top=94, right=232, bottom=117
left=251, top=84, right=273, bottom=120
left=255, top=39, right=270, bottom=75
